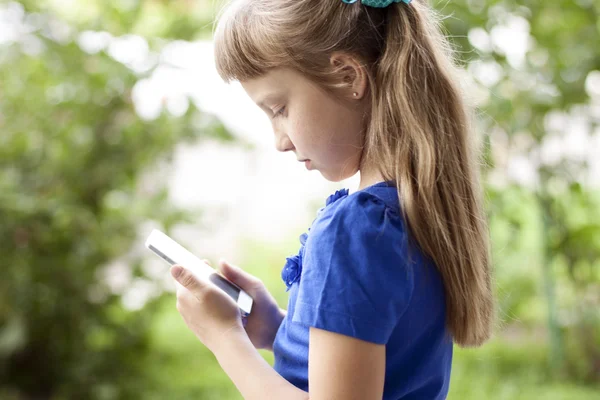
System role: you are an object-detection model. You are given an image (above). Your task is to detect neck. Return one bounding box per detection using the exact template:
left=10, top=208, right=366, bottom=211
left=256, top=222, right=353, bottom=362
left=357, top=155, right=384, bottom=191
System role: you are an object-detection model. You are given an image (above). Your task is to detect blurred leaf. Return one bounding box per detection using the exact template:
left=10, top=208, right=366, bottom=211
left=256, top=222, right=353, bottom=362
left=0, top=1, right=236, bottom=398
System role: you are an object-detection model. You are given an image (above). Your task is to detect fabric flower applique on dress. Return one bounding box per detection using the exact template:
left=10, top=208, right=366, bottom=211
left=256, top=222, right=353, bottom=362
left=281, top=232, right=309, bottom=291
left=326, top=188, right=349, bottom=206
left=281, top=188, right=350, bottom=291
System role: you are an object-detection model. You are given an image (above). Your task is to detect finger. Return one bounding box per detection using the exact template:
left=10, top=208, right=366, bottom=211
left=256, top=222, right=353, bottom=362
left=174, top=280, right=185, bottom=292
left=177, top=285, right=195, bottom=304
left=175, top=282, right=193, bottom=299
left=175, top=289, right=187, bottom=311
left=175, top=285, right=193, bottom=312
left=171, top=265, right=204, bottom=295
left=219, top=259, right=263, bottom=291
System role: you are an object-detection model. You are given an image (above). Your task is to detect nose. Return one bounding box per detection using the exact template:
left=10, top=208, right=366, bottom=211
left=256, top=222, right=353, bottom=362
left=274, top=132, right=294, bottom=153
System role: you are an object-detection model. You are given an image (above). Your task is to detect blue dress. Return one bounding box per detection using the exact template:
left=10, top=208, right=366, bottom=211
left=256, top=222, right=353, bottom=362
left=273, top=181, right=452, bottom=399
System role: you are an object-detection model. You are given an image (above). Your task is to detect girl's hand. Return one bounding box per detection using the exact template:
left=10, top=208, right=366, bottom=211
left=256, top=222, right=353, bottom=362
left=217, top=259, right=285, bottom=351
left=171, top=264, right=245, bottom=353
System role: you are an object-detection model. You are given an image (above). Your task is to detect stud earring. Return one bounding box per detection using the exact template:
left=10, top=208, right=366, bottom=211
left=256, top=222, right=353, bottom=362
left=353, top=92, right=358, bottom=97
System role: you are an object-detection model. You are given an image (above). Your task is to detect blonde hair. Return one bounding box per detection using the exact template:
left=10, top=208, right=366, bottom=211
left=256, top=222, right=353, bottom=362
left=213, top=0, right=495, bottom=347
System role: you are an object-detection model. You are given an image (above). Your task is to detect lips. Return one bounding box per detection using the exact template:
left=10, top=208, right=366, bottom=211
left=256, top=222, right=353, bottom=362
left=298, top=158, right=312, bottom=169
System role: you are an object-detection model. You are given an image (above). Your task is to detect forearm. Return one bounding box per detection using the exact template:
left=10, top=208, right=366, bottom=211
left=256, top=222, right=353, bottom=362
left=215, top=327, right=308, bottom=400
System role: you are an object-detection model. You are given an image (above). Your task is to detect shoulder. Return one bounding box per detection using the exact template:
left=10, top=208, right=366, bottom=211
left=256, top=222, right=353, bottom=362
left=310, top=187, right=405, bottom=241
left=296, top=186, right=416, bottom=343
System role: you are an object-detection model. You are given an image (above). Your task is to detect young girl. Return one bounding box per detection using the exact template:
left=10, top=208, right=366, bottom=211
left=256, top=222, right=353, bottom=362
left=170, top=0, right=495, bottom=399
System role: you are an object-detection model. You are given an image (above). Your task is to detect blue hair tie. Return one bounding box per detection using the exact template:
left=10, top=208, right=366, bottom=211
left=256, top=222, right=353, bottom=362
left=342, top=0, right=412, bottom=7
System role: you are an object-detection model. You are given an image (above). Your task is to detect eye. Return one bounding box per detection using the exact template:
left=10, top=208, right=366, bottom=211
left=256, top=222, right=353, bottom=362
left=272, top=106, right=286, bottom=118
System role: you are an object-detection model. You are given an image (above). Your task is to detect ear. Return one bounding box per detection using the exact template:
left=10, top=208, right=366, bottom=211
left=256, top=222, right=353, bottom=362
left=329, top=52, right=368, bottom=101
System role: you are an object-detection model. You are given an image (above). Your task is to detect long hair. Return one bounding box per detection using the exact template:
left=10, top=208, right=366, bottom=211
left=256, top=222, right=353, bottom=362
left=213, top=0, right=495, bottom=347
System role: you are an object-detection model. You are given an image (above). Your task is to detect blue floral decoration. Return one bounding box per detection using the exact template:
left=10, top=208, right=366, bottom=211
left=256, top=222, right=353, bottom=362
left=326, top=188, right=349, bottom=206
left=281, top=188, right=349, bottom=291
left=281, top=232, right=308, bottom=291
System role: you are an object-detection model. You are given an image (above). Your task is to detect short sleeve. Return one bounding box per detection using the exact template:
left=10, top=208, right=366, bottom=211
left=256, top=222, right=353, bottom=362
left=291, top=191, right=414, bottom=345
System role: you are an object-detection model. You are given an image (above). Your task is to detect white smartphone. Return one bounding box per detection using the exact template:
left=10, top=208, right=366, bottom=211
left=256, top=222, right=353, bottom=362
left=144, top=229, right=253, bottom=317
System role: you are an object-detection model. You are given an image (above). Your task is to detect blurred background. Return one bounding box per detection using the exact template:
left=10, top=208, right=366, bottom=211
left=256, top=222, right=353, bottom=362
left=1, top=0, right=599, bottom=399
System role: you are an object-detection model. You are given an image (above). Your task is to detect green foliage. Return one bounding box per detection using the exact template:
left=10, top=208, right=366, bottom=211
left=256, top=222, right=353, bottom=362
left=1, top=0, right=600, bottom=398
left=0, top=1, right=232, bottom=398
left=450, top=339, right=600, bottom=399
left=16, top=0, right=218, bottom=41
left=442, top=0, right=600, bottom=382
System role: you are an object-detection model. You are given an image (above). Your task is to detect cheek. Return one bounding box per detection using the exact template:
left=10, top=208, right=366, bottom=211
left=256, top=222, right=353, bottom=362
left=302, top=107, right=363, bottom=159
left=286, top=111, right=315, bottom=151
left=291, top=101, right=354, bottom=144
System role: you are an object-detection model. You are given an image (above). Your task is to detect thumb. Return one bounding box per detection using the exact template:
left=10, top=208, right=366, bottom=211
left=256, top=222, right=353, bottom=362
left=219, top=259, right=262, bottom=291
left=171, top=265, right=203, bottom=293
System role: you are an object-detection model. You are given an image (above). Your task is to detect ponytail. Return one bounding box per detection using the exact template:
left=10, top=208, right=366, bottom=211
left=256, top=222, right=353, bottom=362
left=365, top=2, right=495, bottom=346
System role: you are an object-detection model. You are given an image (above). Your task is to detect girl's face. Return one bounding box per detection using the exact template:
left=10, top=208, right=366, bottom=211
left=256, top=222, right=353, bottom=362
left=241, top=68, right=367, bottom=182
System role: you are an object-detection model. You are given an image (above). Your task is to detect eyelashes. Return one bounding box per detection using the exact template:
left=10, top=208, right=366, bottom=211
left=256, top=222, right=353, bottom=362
left=272, top=106, right=286, bottom=119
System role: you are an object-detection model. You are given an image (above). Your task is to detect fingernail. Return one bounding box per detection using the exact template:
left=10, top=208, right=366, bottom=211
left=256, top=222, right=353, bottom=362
left=171, top=266, right=184, bottom=279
